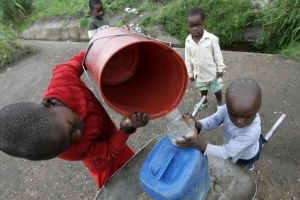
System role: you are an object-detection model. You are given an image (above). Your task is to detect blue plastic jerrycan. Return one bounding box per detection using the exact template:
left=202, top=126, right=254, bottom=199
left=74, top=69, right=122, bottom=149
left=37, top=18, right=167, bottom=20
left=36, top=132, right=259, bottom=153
left=139, top=135, right=210, bottom=200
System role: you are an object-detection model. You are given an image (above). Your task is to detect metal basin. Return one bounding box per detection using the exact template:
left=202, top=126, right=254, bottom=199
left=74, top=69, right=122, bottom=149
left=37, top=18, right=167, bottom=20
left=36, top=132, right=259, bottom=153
left=95, top=134, right=257, bottom=200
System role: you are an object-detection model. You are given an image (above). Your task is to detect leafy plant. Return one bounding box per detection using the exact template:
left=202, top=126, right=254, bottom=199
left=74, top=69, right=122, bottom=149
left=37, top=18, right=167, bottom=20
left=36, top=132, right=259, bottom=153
left=0, top=0, right=33, bottom=24
left=79, top=17, right=90, bottom=28
left=0, top=24, right=24, bottom=67
left=253, top=0, right=300, bottom=54
left=140, top=0, right=253, bottom=47
left=277, top=42, right=300, bottom=59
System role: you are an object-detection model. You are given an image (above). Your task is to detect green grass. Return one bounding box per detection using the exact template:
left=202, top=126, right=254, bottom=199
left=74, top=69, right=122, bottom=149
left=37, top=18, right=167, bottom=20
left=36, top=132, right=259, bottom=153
left=14, top=0, right=89, bottom=32
left=0, top=24, right=25, bottom=67
left=0, top=0, right=33, bottom=23
left=78, top=17, right=90, bottom=28
left=253, top=0, right=300, bottom=55
left=140, top=0, right=253, bottom=47
left=277, top=42, right=300, bottom=59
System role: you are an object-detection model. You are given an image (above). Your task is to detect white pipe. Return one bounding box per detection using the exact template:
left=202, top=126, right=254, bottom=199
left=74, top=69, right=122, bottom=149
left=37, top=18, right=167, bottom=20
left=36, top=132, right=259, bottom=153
left=192, top=95, right=207, bottom=117
left=263, top=114, right=286, bottom=147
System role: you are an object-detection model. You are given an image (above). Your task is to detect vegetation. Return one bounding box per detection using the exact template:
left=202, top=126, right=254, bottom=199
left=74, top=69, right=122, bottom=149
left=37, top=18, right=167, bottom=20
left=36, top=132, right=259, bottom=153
left=252, top=0, right=300, bottom=58
left=0, top=0, right=299, bottom=65
left=0, top=0, right=33, bottom=24
left=0, top=24, right=25, bottom=67
left=139, top=0, right=253, bottom=47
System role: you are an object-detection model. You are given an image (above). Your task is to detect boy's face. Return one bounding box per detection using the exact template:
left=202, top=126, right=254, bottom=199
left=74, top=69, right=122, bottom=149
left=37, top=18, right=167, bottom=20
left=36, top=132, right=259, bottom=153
left=91, top=4, right=105, bottom=20
left=187, top=15, right=205, bottom=38
left=41, top=98, right=84, bottom=154
left=226, top=95, right=260, bottom=128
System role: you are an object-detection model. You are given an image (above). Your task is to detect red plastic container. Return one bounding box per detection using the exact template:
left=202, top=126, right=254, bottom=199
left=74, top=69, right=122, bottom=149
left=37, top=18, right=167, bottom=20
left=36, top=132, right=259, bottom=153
left=84, top=27, right=187, bottom=119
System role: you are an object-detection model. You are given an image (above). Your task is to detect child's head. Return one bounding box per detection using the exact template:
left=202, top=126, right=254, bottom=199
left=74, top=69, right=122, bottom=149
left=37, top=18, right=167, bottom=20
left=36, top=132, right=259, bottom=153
left=225, top=78, right=261, bottom=128
left=0, top=100, right=84, bottom=160
left=89, top=0, right=105, bottom=20
left=187, top=7, right=205, bottom=38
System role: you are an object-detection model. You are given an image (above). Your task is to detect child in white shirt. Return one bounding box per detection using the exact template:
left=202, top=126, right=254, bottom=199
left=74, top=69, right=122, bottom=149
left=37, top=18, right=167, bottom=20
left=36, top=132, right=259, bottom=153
left=185, top=7, right=226, bottom=111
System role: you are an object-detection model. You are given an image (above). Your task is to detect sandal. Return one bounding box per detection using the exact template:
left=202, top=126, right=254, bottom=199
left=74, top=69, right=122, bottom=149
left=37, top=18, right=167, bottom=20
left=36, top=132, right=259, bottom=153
left=194, top=103, right=207, bottom=111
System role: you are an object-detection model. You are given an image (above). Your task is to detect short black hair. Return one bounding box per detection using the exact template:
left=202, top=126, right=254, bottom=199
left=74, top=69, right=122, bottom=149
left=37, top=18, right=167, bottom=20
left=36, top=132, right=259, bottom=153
left=226, top=78, right=262, bottom=106
left=0, top=102, right=59, bottom=160
left=89, top=0, right=103, bottom=11
left=187, top=7, right=205, bottom=21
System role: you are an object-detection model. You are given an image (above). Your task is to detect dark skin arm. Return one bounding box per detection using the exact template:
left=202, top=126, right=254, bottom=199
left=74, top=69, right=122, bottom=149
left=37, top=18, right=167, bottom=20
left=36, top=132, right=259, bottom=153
left=120, top=112, right=150, bottom=133
left=175, top=113, right=207, bottom=153
left=217, top=71, right=223, bottom=78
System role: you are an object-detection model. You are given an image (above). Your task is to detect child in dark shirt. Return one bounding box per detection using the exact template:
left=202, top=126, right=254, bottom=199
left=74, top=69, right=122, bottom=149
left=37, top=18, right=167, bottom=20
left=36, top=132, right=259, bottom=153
left=88, top=0, right=110, bottom=39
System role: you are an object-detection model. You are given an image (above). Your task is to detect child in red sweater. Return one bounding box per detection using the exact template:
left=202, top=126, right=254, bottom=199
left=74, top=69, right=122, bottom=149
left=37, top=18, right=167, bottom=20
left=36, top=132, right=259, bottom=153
left=0, top=51, right=150, bottom=188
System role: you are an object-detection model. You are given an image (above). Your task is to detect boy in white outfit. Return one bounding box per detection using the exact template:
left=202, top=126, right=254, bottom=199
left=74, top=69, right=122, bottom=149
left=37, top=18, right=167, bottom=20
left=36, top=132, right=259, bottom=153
left=185, top=7, right=226, bottom=111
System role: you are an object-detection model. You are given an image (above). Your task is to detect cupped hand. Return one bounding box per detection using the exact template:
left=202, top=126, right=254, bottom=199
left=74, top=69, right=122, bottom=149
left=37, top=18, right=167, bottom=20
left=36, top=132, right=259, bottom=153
left=120, top=112, right=150, bottom=129
left=175, top=127, right=199, bottom=148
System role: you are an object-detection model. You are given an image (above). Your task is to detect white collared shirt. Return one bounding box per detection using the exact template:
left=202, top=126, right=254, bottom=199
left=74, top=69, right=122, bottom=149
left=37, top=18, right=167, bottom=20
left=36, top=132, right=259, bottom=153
left=185, top=30, right=226, bottom=82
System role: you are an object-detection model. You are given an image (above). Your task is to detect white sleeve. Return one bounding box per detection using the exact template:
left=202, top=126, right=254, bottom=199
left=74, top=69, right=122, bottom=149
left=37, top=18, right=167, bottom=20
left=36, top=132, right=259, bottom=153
left=185, top=40, right=194, bottom=78
left=199, top=105, right=226, bottom=132
left=88, top=30, right=97, bottom=39
left=212, top=37, right=226, bottom=72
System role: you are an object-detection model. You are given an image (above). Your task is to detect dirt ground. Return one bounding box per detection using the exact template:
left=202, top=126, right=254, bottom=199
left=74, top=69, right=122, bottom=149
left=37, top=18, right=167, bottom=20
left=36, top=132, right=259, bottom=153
left=0, top=40, right=299, bottom=200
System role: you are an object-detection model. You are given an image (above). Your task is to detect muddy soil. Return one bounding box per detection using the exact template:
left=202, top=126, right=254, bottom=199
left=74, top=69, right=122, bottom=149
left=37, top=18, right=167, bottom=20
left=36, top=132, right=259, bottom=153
left=0, top=40, right=299, bottom=200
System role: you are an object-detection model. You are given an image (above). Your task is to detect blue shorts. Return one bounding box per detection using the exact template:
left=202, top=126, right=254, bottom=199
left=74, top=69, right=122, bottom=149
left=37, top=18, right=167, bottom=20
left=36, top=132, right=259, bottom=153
left=196, top=78, right=222, bottom=93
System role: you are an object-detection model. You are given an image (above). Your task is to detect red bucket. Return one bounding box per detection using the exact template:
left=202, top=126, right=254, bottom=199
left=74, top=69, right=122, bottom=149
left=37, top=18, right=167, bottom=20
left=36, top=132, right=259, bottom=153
left=84, top=27, right=187, bottom=119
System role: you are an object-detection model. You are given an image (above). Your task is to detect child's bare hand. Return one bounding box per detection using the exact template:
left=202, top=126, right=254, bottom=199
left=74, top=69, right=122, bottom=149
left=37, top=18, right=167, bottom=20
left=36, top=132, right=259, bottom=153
left=217, top=72, right=223, bottom=78
left=120, top=112, right=150, bottom=129
left=182, top=112, right=202, bottom=131
left=175, top=128, right=199, bottom=148
left=182, top=112, right=195, bottom=121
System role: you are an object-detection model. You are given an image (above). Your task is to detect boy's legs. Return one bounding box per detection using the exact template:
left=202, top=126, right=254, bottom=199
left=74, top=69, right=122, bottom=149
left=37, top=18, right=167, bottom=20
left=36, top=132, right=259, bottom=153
left=195, top=81, right=209, bottom=110
left=214, top=89, right=222, bottom=107
left=209, top=78, right=223, bottom=109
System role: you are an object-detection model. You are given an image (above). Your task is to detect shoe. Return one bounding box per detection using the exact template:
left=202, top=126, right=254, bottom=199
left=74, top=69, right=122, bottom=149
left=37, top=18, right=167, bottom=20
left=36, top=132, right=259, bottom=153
left=247, top=164, right=254, bottom=171
left=194, top=103, right=207, bottom=111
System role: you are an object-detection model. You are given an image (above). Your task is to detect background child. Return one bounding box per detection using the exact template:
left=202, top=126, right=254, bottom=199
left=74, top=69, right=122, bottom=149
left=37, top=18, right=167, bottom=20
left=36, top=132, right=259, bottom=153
left=176, top=78, right=267, bottom=170
left=88, top=0, right=110, bottom=39
left=0, top=51, right=150, bottom=188
left=185, top=7, right=226, bottom=111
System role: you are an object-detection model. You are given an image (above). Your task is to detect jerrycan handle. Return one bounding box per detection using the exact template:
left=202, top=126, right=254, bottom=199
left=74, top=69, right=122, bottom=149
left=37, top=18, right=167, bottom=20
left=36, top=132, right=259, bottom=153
left=155, top=152, right=174, bottom=181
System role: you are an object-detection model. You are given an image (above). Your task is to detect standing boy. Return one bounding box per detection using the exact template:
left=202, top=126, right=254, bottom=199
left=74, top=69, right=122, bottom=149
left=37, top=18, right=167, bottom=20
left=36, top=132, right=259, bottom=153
left=185, top=7, right=226, bottom=111
left=176, top=78, right=267, bottom=170
left=88, top=0, right=110, bottom=39
left=0, top=51, right=150, bottom=188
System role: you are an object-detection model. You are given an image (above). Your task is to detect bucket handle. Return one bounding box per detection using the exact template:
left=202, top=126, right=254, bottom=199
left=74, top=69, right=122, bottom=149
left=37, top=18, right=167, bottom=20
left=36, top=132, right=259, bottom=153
left=135, top=32, right=171, bottom=47
left=155, top=152, right=174, bottom=181
left=82, top=32, right=171, bottom=70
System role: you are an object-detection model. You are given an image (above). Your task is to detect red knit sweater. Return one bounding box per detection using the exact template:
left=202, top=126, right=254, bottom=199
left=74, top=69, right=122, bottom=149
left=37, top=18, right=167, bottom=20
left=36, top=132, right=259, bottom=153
left=42, top=51, right=134, bottom=174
